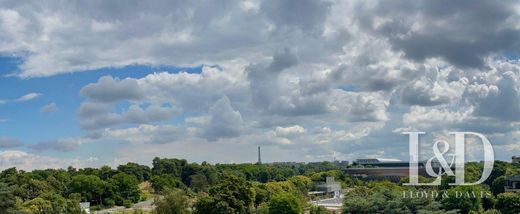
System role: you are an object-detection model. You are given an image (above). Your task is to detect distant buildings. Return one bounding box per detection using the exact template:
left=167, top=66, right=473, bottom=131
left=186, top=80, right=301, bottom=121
left=353, top=158, right=401, bottom=165
left=345, top=158, right=441, bottom=182
left=512, top=156, right=520, bottom=164
left=505, top=175, right=520, bottom=193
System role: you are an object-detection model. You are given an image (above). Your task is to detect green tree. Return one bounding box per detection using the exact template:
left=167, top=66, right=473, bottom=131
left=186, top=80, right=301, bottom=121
left=343, top=182, right=444, bottom=214
left=108, top=173, right=141, bottom=205
left=151, top=175, right=184, bottom=193
left=255, top=203, right=269, bottom=214
left=194, top=175, right=255, bottom=214
left=496, top=192, right=520, bottom=214
left=287, top=176, right=312, bottom=196
left=268, top=193, right=303, bottom=214
left=118, top=162, right=152, bottom=182
left=491, top=176, right=506, bottom=195
left=152, top=158, right=187, bottom=177
left=23, top=192, right=82, bottom=214
left=0, top=183, right=20, bottom=213
left=309, top=205, right=330, bottom=214
left=153, top=189, right=190, bottom=214
left=441, top=185, right=486, bottom=214
left=69, top=175, right=107, bottom=206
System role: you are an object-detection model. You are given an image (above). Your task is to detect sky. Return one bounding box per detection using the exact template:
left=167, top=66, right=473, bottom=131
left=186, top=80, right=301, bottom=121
left=1, top=0, right=520, bottom=170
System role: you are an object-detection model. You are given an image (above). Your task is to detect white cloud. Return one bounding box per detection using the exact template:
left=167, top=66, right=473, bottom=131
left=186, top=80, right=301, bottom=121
left=0, top=0, right=337, bottom=78
left=0, top=150, right=99, bottom=171
left=275, top=125, right=306, bottom=137
left=78, top=102, right=179, bottom=130
left=80, top=76, right=143, bottom=103
left=103, top=124, right=185, bottom=144
left=0, top=92, right=42, bottom=104
left=15, top=92, right=42, bottom=102
left=40, top=102, right=58, bottom=113
left=197, top=96, right=245, bottom=141
left=403, top=106, right=470, bottom=128
left=1, top=0, right=520, bottom=166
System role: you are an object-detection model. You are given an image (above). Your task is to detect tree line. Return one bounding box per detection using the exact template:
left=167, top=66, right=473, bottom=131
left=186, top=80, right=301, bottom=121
left=1, top=158, right=520, bottom=213
left=0, top=157, right=346, bottom=213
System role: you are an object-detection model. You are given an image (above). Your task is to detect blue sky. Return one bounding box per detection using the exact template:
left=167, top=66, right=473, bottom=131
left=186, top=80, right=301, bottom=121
left=0, top=56, right=205, bottom=162
left=0, top=0, right=520, bottom=170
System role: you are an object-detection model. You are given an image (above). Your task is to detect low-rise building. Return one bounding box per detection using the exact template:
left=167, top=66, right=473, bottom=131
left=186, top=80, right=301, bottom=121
left=315, top=177, right=342, bottom=198
left=512, top=156, right=520, bottom=164
left=311, top=177, right=343, bottom=213
left=505, top=175, right=520, bottom=193
left=346, top=158, right=442, bottom=182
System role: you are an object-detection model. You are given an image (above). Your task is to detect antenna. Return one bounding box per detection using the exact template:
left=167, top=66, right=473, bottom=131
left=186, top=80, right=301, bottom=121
left=257, top=146, right=262, bottom=164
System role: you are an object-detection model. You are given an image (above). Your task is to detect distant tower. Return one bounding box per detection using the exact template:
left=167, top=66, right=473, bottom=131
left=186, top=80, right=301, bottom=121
left=257, top=146, right=262, bottom=164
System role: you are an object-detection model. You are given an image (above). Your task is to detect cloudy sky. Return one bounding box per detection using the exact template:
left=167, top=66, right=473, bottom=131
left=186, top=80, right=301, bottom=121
left=0, top=0, right=520, bottom=170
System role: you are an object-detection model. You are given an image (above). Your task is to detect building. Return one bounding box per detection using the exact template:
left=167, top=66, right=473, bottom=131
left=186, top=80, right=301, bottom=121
left=512, top=156, right=520, bottom=163
left=332, top=160, right=349, bottom=165
left=315, top=177, right=341, bottom=198
left=311, top=177, right=343, bottom=212
left=353, top=158, right=401, bottom=165
left=505, top=175, right=520, bottom=192
left=346, top=158, right=442, bottom=182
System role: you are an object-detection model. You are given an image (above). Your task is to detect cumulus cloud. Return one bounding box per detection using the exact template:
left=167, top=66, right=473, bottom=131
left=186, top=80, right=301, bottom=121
left=400, top=73, right=467, bottom=106
left=0, top=0, right=337, bottom=78
left=197, top=96, right=245, bottom=141
left=80, top=76, right=143, bottom=102
left=468, top=70, right=520, bottom=121
left=275, top=125, right=306, bottom=138
left=103, top=124, right=185, bottom=144
left=2, top=0, right=520, bottom=166
left=355, top=0, right=520, bottom=68
left=78, top=102, right=178, bottom=130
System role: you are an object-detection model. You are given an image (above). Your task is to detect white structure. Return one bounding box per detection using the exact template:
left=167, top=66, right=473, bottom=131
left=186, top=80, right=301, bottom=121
left=312, top=177, right=344, bottom=212
left=354, top=158, right=401, bottom=165
left=80, top=202, right=90, bottom=214
left=316, top=177, right=341, bottom=198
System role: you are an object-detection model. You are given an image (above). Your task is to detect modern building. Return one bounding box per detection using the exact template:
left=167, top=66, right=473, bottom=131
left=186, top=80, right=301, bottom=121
left=311, top=177, right=343, bottom=212
left=315, top=177, right=342, bottom=198
left=512, top=156, right=520, bottom=164
left=353, top=158, right=401, bottom=165
left=346, top=158, right=442, bottom=182
left=505, top=175, right=520, bottom=192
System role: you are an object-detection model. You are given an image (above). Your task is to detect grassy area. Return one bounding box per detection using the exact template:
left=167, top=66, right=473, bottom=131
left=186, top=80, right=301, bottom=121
left=139, top=181, right=156, bottom=201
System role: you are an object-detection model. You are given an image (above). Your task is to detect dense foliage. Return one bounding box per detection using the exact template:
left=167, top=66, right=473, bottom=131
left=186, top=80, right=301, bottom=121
left=1, top=158, right=520, bottom=213
left=0, top=158, right=345, bottom=213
